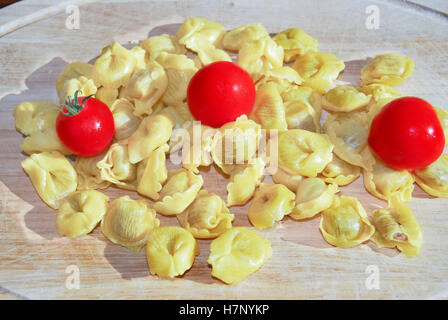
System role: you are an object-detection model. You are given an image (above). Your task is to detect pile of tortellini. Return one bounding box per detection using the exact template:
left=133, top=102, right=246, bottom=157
left=13, top=17, right=448, bottom=284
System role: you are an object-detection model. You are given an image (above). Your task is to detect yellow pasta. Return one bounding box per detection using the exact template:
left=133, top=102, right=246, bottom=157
left=74, top=151, right=111, bottom=190
left=435, top=107, right=448, bottom=144
left=13, top=101, right=59, bottom=136
left=360, top=53, right=414, bottom=86
left=101, top=196, right=159, bottom=252
left=273, top=27, right=318, bottom=62
left=140, top=34, right=186, bottom=59
left=237, top=36, right=284, bottom=81
left=127, top=113, right=174, bottom=164
left=255, top=66, right=304, bottom=93
left=176, top=17, right=226, bottom=48
left=248, top=183, right=295, bottom=229
left=370, top=197, right=422, bottom=257
left=320, top=154, right=361, bottom=186
left=208, top=227, right=272, bottom=285
left=21, top=127, right=72, bottom=156
left=95, top=86, right=119, bottom=108
left=110, top=98, right=142, bottom=141
left=136, top=144, right=169, bottom=201
left=413, top=154, right=448, bottom=197
left=21, top=151, right=78, bottom=209
left=291, top=52, right=345, bottom=93
left=153, top=168, right=203, bottom=216
left=146, top=226, right=199, bottom=278
left=277, top=129, right=334, bottom=177
left=56, top=62, right=93, bottom=99
left=319, top=196, right=375, bottom=248
left=271, top=167, right=303, bottom=192
left=290, top=177, right=339, bottom=220
left=56, top=190, right=109, bottom=238
left=177, top=190, right=234, bottom=239
left=363, top=159, right=414, bottom=202
left=226, top=157, right=265, bottom=207
left=59, top=76, right=97, bottom=105
left=222, top=23, right=269, bottom=51
left=282, top=87, right=320, bottom=131
left=322, top=85, right=372, bottom=113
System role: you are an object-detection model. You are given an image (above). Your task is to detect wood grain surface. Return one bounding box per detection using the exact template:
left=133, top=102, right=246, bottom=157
left=0, top=0, right=447, bottom=300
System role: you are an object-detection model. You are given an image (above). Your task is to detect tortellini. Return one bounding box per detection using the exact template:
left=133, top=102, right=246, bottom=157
left=320, top=154, right=360, bottom=186
left=273, top=27, right=318, bottom=62
left=237, top=36, right=284, bottom=81
left=176, top=17, right=226, bottom=48
left=146, top=226, right=199, bottom=278
left=208, top=227, right=272, bottom=285
left=413, top=154, right=448, bottom=197
left=363, top=159, right=414, bottom=202
left=177, top=190, right=234, bottom=239
left=322, top=86, right=372, bottom=113
left=277, top=129, right=334, bottom=177
left=20, top=127, right=72, bottom=156
left=282, top=85, right=320, bottom=131
left=95, top=86, right=119, bottom=108
left=110, top=98, right=142, bottom=141
left=255, top=66, right=303, bottom=93
left=101, top=196, right=159, bottom=252
left=153, top=168, right=203, bottom=216
left=121, top=60, right=168, bottom=116
left=74, top=151, right=111, bottom=190
left=13, top=101, right=59, bottom=136
left=56, top=62, right=93, bottom=99
left=136, top=144, right=169, bottom=200
left=226, top=157, right=265, bottom=207
left=249, top=82, right=288, bottom=131
left=248, top=183, right=295, bottom=229
left=96, top=142, right=137, bottom=190
left=290, top=177, right=339, bottom=220
left=21, top=151, right=78, bottom=209
left=140, top=34, right=186, bottom=60
left=222, top=23, right=269, bottom=51
left=360, top=53, right=414, bottom=86
left=291, top=52, right=345, bottom=93
left=324, top=112, right=376, bottom=171
left=92, top=42, right=136, bottom=89
left=319, top=196, right=375, bottom=248
left=59, top=76, right=97, bottom=105
left=370, top=197, right=422, bottom=257
left=155, top=52, right=198, bottom=106
left=435, top=107, right=448, bottom=143
left=271, top=167, right=303, bottom=192
left=56, top=190, right=109, bottom=238
left=127, top=113, right=174, bottom=164
left=211, top=115, right=262, bottom=170
left=185, top=36, right=232, bottom=66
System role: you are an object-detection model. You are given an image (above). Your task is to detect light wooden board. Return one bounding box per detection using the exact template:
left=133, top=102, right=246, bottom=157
left=0, top=0, right=448, bottom=300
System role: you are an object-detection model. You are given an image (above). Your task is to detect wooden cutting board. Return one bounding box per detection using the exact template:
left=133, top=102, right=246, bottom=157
left=1, top=0, right=448, bottom=300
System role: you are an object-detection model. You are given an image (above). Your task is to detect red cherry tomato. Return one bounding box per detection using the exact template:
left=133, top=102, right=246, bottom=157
left=56, top=91, right=115, bottom=157
left=187, top=61, right=256, bottom=128
left=368, top=96, right=445, bottom=170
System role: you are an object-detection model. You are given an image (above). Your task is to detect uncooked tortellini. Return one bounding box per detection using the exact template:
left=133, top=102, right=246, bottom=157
left=322, top=85, right=372, bottom=113
left=277, top=129, right=334, bottom=177
left=136, top=144, right=169, bottom=200
left=324, top=112, right=376, bottom=171
left=177, top=190, right=234, bottom=239
left=208, top=227, right=272, bottom=285
left=95, top=86, right=119, bottom=108
left=363, top=159, right=414, bottom=202
left=290, top=177, right=339, bottom=220
left=273, top=27, right=318, bottom=62
left=248, top=183, right=295, bottom=229
left=237, top=36, right=284, bottom=81
left=319, top=196, right=375, bottom=248
left=101, top=196, right=159, bottom=252
left=370, top=197, right=422, bottom=257
left=92, top=42, right=136, bottom=89
left=320, top=154, right=360, bottom=186
left=222, top=23, right=269, bottom=51
left=146, top=226, right=199, bottom=278
left=360, top=53, right=414, bottom=86
left=176, top=17, right=226, bottom=47
left=13, top=101, right=59, bottom=136
left=110, top=98, right=142, bottom=141
left=271, top=167, right=303, bottom=192
left=56, top=62, right=93, bottom=99
left=20, top=127, right=72, bottom=156
left=435, top=107, right=448, bottom=144
left=127, top=113, right=174, bottom=164
left=255, top=66, right=303, bottom=93
left=21, top=151, right=78, bottom=209
left=56, top=190, right=109, bottom=238
left=413, top=154, right=448, bottom=198
left=74, top=151, right=111, bottom=190
left=226, top=157, right=265, bottom=207
left=140, top=34, right=186, bottom=59
left=59, top=76, right=97, bottom=105
left=291, top=52, right=345, bottom=93
left=153, top=168, right=203, bottom=216
left=96, top=142, right=137, bottom=190
left=282, top=85, right=320, bottom=131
